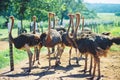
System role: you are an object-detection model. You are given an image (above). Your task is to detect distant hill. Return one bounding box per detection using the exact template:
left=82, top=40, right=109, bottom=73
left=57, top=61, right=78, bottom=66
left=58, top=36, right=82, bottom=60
left=85, top=3, right=120, bottom=13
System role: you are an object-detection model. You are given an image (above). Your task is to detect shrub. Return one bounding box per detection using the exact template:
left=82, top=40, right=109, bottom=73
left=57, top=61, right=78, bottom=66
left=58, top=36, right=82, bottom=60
left=115, top=12, right=120, bottom=16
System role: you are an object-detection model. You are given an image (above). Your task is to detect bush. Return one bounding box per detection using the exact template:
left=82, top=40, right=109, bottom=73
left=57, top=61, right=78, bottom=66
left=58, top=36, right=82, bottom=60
left=115, top=12, right=120, bottom=16
left=0, top=16, right=6, bottom=28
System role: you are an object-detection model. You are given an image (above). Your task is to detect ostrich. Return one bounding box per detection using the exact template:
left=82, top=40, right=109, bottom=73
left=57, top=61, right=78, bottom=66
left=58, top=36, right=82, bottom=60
left=76, top=16, right=112, bottom=76
left=30, top=16, right=39, bottom=33
left=50, top=14, right=66, bottom=54
left=9, top=16, right=41, bottom=72
left=39, top=12, right=62, bottom=68
left=60, top=13, right=80, bottom=65
left=31, top=16, right=41, bottom=65
left=71, top=16, right=120, bottom=79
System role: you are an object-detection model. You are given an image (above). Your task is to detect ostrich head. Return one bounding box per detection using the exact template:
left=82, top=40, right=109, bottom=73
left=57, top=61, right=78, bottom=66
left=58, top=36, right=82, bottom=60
left=49, top=12, right=55, bottom=18
left=33, top=16, right=36, bottom=22
left=9, top=16, right=14, bottom=20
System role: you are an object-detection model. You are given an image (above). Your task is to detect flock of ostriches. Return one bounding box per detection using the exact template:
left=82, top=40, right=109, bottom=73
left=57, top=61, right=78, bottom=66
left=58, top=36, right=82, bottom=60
left=9, top=12, right=120, bottom=80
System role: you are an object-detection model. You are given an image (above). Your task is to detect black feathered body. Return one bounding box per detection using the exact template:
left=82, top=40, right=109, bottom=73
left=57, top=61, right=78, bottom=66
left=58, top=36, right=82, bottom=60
left=94, top=35, right=112, bottom=50
left=62, top=32, right=77, bottom=48
left=11, top=34, right=40, bottom=49
left=75, top=31, right=120, bottom=57
left=62, top=32, right=71, bottom=47
left=55, top=27, right=66, bottom=33
left=76, top=35, right=98, bottom=55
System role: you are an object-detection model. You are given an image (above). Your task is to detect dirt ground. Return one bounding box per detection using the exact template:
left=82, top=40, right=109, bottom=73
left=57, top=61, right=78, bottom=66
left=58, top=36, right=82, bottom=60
left=0, top=41, right=120, bottom=80
left=0, top=41, right=9, bottom=50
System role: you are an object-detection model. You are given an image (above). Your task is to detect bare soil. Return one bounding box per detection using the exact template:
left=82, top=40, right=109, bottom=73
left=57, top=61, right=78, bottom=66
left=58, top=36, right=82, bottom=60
left=0, top=41, right=120, bottom=80
left=0, top=41, right=9, bottom=50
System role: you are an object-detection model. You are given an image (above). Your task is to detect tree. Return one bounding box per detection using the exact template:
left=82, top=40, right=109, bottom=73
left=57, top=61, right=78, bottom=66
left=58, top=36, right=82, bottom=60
left=0, top=0, right=96, bottom=23
left=0, top=0, right=11, bottom=17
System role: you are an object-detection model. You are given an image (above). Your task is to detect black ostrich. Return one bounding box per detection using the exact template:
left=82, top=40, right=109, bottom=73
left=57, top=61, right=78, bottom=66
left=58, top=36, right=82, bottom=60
left=61, top=13, right=80, bottom=65
left=9, top=16, right=41, bottom=73
left=72, top=16, right=120, bottom=79
left=39, top=12, right=62, bottom=68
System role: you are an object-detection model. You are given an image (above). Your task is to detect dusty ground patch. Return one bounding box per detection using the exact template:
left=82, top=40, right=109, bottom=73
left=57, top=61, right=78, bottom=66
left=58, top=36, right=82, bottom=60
left=0, top=41, right=9, bottom=50
left=0, top=42, right=120, bottom=80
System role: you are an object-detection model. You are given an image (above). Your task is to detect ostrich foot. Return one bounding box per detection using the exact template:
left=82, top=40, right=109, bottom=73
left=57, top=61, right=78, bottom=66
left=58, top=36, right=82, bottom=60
left=76, top=59, right=79, bottom=65
left=55, top=60, right=61, bottom=67
left=87, top=70, right=92, bottom=75
left=80, top=69, right=87, bottom=74
left=37, top=61, right=40, bottom=65
left=24, top=69, right=31, bottom=74
left=69, top=61, right=71, bottom=66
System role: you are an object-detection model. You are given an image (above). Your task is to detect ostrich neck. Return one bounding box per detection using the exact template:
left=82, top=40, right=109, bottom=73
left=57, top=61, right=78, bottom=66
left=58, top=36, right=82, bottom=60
left=74, top=15, right=80, bottom=38
left=67, top=17, right=72, bottom=35
left=71, top=18, right=74, bottom=33
left=9, top=18, right=14, bottom=43
left=47, top=16, right=51, bottom=38
left=82, top=17, right=84, bottom=31
left=53, top=17, right=55, bottom=29
left=10, top=19, right=14, bottom=34
left=33, top=21, right=36, bottom=34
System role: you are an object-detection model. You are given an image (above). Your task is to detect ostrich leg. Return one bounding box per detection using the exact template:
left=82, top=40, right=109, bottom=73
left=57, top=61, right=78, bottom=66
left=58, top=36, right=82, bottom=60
left=98, top=57, right=101, bottom=79
left=69, top=47, right=72, bottom=65
left=48, top=48, right=51, bottom=69
left=25, top=45, right=33, bottom=72
left=91, top=55, right=98, bottom=79
left=82, top=53, right=88, bottom=73
left=88, top=55, right=93, bottom=75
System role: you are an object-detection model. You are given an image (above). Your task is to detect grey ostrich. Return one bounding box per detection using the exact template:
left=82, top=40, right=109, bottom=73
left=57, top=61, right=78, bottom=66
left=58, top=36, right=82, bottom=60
left=39, top=12, right=62, bottom=68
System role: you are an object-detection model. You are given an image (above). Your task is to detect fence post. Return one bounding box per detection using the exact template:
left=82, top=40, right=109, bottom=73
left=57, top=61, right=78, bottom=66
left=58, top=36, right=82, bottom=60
left=9, top=36, right=14, bottom=71
left=8, top=22, right=14, bottom=71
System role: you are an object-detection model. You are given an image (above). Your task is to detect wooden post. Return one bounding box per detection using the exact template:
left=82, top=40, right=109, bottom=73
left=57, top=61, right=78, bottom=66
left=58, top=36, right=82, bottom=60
left=9, top=36, right=14, bottom=71
left=8, top=22, right=14, bottom=71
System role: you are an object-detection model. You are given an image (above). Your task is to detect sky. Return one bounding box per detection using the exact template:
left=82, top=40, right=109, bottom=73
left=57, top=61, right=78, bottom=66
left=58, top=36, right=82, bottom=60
left=83, top=0, right=120, bottom=4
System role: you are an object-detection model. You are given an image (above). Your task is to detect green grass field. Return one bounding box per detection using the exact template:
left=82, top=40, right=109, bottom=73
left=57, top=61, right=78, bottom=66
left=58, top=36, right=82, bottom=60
left=0, top=48, right=27, bottom=69
left=0, top=13, right=120, bottom=69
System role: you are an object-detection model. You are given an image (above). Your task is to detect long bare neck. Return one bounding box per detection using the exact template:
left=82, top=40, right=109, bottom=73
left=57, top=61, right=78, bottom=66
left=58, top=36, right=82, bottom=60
left=48, top=16, right=51, bottom=35
left=53, top=16, right=55, bottom=29
left=33, top=21, right=36, bottom=34
left=10, top=19, right=14, bottom=34
left=74, top=14, right=80, bottom=38
left=67, top=16, right=72, bottom=34
left=9, top=18, right=14, bottom=43
left=82, top=16, right=84, bottom=31
left=71, top=16, right=74, bottom=33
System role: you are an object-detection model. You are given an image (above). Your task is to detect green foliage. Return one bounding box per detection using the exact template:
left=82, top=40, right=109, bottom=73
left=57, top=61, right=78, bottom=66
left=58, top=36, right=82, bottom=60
left=115, top=12, right=120, bottom=16
left=0, top=48, right=27, bottom=69
left=0, top=0, right=11, bottom=17
left=0, top=0, right=95, bottom=23
left=0, top=16, right=6, bottom=28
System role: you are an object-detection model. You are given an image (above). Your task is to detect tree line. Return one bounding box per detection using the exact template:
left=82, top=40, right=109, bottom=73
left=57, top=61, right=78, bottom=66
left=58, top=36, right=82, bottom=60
left=0, top=0, right=96, bottom=25
left=86, top=3, right=120, bottom=13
